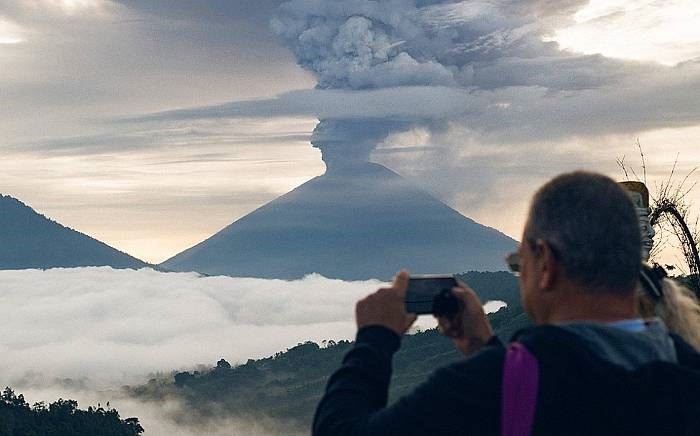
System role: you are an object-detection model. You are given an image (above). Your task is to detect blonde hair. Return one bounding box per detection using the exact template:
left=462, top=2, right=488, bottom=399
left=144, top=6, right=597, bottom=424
left=637, top=278, right=700, bottom=350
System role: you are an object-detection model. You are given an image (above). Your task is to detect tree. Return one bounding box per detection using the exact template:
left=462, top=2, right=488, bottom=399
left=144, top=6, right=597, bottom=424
left=216, top=358, right=232, bottom=370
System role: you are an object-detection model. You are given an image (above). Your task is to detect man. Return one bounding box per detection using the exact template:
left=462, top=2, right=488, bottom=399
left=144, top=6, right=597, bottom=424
left=313, top=171, right=700, bottom=436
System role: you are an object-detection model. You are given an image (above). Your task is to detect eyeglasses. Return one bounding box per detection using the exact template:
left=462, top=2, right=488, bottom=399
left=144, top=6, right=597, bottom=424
left=505, top=251, right=520, bottom=274
left=506, top=239, right=562, bottom=275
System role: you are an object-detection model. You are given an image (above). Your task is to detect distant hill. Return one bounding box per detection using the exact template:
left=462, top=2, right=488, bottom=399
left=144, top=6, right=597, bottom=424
left=0, top=194, right=147, bottom=270
left=162, top=163, right=517, bottom=280
left=128, top=272, right=529, bottom=434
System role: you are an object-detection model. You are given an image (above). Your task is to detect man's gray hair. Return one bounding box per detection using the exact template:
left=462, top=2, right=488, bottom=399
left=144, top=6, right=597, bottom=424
left=526, top=171, right=641, bottom=294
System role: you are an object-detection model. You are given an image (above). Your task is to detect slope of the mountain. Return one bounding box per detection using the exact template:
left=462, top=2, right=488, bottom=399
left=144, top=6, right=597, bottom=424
left=162, top=163, right=517, bottom=280
left=0, top=195, right=147, bottom=270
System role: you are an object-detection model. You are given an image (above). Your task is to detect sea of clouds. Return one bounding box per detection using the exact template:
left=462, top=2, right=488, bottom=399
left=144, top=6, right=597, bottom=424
left=0, top=267, right=505, bottom=435
left=0, top=267, right=381, bottom=383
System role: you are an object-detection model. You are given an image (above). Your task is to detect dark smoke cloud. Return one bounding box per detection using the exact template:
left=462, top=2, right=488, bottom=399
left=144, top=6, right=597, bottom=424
left=270, top=0, right=652, bottom=91
left=266, top=0, right=622, bottom=165
left=310, top=119, right=409, bottom=170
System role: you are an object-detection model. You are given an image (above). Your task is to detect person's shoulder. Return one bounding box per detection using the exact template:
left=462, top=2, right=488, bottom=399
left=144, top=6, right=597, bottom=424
left=437, top=327, right=567, bottom=376
left=509, top=324, right=580, bottom=351
left=515, top=324, right=700, bottom=368
left=507, top=324, right=612, bottom=369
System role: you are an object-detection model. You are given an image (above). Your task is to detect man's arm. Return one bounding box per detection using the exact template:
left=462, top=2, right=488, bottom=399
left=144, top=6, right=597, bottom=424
left=312, top=326, right=399, bottom=435
left=311, top=271, right=417, bottom=435
left=312, top=271, right=502, bottom=435
left=313, top=325, right=505, bottom=436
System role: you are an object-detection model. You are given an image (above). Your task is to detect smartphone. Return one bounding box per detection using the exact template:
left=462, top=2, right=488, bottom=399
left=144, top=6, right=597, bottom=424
left=405, top=275, right=460, bottom=316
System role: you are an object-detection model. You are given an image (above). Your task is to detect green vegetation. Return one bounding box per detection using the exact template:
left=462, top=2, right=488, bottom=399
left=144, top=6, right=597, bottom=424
left=128, top=271, right=529, bottom=432
left=0, top=387, right=144, bottom=436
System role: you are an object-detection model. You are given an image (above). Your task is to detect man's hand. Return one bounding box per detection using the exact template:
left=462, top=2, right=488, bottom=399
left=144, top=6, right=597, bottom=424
left=356, top=271, right=418, bottom=336
left=436, top=281, right=494, bottom=356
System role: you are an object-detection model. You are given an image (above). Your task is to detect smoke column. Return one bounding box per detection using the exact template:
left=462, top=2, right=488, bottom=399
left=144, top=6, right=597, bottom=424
left=310, top=119, right=411, bottom=171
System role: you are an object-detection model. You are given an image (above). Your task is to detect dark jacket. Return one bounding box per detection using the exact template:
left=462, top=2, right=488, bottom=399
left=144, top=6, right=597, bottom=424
left=313, top=323, right=700, bottom=436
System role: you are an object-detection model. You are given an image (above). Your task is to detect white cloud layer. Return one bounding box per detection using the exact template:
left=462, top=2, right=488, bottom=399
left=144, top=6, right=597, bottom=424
left=0, top=267, right=377, bottom=383
left=0, top=267, right=506, bottom=382
left=0, top=267, right=373, bottom=435
left=0, top=266, right=505, bottom=435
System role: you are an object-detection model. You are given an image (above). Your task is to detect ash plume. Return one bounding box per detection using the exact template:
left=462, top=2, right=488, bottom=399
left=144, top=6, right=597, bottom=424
left=310, top=119, right=412, bottom=171
left=267, top=0, right=673, bottom=170
left=270, top=0, right=601, bottom=91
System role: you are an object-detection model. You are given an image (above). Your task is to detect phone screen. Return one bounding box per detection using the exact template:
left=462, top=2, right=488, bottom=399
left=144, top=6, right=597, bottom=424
left=405, top=276, right=457, bottom=314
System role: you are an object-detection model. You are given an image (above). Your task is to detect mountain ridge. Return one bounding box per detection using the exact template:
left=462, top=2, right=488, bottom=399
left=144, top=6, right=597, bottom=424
left=162, top=163, right=517, bottom=280
left=0, top=194, right=147, bottom=270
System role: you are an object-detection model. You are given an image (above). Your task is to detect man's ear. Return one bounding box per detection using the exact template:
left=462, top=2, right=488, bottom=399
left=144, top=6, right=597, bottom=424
left=535, top=239, right=558, bottom=291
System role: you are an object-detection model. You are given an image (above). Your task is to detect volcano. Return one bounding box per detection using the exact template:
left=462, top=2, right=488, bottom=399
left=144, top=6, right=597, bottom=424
left=161, top=159, right=517, bottom=280
left=0, top=194, right=147, bottom=270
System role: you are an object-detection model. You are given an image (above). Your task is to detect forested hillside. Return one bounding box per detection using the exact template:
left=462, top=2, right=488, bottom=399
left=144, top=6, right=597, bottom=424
left=0, top=388, right=143, bottom=436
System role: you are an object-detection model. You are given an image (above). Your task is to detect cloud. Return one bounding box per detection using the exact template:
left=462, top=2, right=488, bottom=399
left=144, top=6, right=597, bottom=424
left=8, top=126, right=312, bottom=156
left=269, top=0, right=646, bottom=92
left=551, top=0, right=700, bottom=66
left=114, top=0, right=284, bottom=24
left=132, top=0, right=700, bottom=146
left=0, top=16, right=25, bottom=44
left=0, top=268, right=366, bottom=383
left=133, top=59, right=700, bottom=143
left=0, top=267, right=505, bottom=435
left=16, top=383, right=304, bottom=436
left=0, top=0, right=312, bottom=146
left=3, top=267, right=500, bottom=384
left=0, top=266, right=508, bottom=382
left=132, top=87, right=471, bottom=122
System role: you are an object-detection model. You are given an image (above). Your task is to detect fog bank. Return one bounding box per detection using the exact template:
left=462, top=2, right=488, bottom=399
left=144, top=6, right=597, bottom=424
left=0, top=267, right=506, bottom=434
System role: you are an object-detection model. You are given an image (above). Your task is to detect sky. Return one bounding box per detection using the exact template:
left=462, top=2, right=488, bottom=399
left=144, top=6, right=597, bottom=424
left=1, top=0, right=700, bottom=265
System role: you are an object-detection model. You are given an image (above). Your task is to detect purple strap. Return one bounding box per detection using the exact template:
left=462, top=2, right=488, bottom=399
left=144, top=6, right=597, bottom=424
left=501, top=342, right=539, bottom=436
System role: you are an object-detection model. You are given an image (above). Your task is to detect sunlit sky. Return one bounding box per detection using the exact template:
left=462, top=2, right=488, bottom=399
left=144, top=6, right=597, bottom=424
left=552, top=0, right=700, bottom=65
left=1, top=0, right=699, bottom=267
